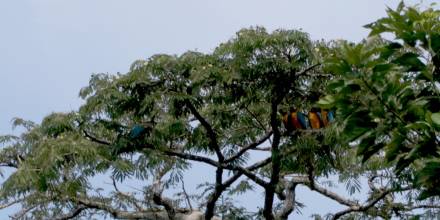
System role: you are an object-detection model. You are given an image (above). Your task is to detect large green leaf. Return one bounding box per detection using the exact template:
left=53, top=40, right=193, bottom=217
left=430, top=112, right=440, bottom=126
left=343, top=110, right=377, bottom=141
left=317, top=95, right=335, bottom=109
left=393, top=53, right=425, bottom=72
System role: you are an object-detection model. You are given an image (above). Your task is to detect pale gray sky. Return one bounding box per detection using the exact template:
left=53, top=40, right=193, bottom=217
left=0, top=0, right=434, bottom=219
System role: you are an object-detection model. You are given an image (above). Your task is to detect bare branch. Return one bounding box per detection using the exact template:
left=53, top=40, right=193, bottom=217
left=225, top=131, right=272, bottom=163
left=152, top=162, right=176, bottom=219
left=181, top=181, right=193, bottom=211
left=72, top=196, right=173, bottom=220
left=0, top=199, right=23, bottom=209
left=254, top=146, right=271, bottom=151
left=82, top=130, right=111, bottom=146
left=331, top=187, right=412, bottom=220
left=164, top=150, right=219, bottom=167
left=289, top=176, right=358, bottom=207
left=263, top=98, right=283, bottom=220
left=53, top=206, right=87, bottom=220
left=11, top=205, right=37, bottom=220
left=275, top=181, right=298, bottom=220
left=185, top=100, right=224, bottom=161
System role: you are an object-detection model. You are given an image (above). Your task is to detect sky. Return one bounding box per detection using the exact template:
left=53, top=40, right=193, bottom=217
left=0, top=0, right=435, bottom=219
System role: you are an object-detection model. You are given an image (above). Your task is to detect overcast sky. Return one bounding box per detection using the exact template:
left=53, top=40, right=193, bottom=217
left=0, top=0, right=435, bottom=219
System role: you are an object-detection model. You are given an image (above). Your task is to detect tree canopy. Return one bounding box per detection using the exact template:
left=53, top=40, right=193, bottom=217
left=320, top=1, right=440, bottom=199
left=0, top=2, right=439, bottom=220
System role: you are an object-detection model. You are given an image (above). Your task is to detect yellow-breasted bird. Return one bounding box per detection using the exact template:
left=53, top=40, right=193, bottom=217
left=321, top=109, right=329, bottom=127
left=282, top=110, right=294, bottom=132
left=308, top=107, right=324, bottom=129
left=282, top=107, right=308, bottom=131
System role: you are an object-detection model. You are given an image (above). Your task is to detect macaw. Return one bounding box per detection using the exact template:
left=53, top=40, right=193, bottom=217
left=129, top=125, right=146, bottom=138
left=129, top=122, right=153, bottom=139
left=327, top=110, right=335, bottom=122
left=321, top=109, right=329, bottom=127
left=308, top=107, right=323, bottom=129
left=296, top=111, right=308, bottom=129
left=282, top=111, right=294, bottom=132
left=290, top=111, right=304, bottom=129
left=282, top=108, right=307, bottom=131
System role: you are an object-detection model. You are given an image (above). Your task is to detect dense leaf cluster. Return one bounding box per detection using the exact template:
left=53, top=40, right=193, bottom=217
left=320, top=2, right=440, bottom=199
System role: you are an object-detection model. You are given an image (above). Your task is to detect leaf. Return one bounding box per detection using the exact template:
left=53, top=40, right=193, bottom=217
left=373, top=64, right=393, bottom=73
left=430, top=33, right=440, bottom=52
left=380, top=42, right=402, bottom=59
left=357, top=135, right=383, bottom=162
left=317, top=95, right=335, bottom=109
left=393, top=53, right=425, bottom=72
left=343, top=110, right=376, bottom=141
left=431, top=112, right=440, bottom=126
left=385, top=130, right=406, bottom=162
left=415, top=159, right=440, bottom=199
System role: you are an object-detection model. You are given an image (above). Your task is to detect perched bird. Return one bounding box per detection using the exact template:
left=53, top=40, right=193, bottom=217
left=308, top=107, right=324, bottom=129
left=129, top=124, right=147, bottom=139
left=289, top=107, right=305, bottom=129
left=296, top=111, right=308, bottom=129
left=282, top=110, right=294, bottom=132
left=115, top=122, right=152, bottom=154
left=321, top=109, right=329, bottom=127
left=290, top=111, right=305, bottom=129
left=327, top=110, right=335, bottom=122
left=282, top=108, right=308, bottom=132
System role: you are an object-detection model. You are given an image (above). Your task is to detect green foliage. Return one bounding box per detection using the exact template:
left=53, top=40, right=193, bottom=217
left=1, top=5, right=439, bottom=217
left=321, top=2, right=440, bottom=198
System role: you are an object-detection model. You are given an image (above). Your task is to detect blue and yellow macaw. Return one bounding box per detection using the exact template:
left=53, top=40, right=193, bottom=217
left=321, top=109, right=329, bottom=127
left=289, top=107, right=306, bottom=129
left=327, top=110, right=335, bottom=122
left=319, top=109, right=335, bottom=127
left=282, top=110, right=293, bottom=132
left=296, top=111, right=308, bottom=129
left=308, top=107, right=324, bottom=129
left=129, top=124, right=147, bottom=138
left=282, top=108, right=308, bottom=131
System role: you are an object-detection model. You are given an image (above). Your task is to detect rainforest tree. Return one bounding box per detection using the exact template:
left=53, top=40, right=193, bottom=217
left=0, top=3, right=440, bottom=220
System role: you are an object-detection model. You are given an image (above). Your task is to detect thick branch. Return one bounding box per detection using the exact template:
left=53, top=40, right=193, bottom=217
left=73, top=196, right=174, bottom=219
left=331, top=187, right=411, bottom=220
left=53, top=206, right=87, bottom=220
left=275, top=181, right=298, bottom=220
left=290, top=176, right=358, bottom=207
left=205, top=156, right=272, bottom=219
left=185, top=100, right=224, bottom=161
left=82, top=130, right=111, bottom=146
left=263, top=98, right=283, bottom=220
left=185, top=100, right=226, bottom=219
left=152, top=162, right=176, bottom=219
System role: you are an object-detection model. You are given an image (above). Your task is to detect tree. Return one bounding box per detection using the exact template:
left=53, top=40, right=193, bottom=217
left=320, top=2, right=440, bottom=200
left=0, top=9, right=439, bottom=220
